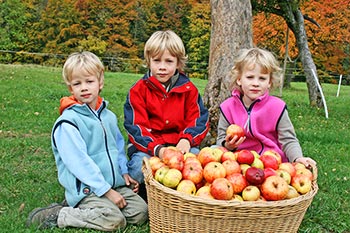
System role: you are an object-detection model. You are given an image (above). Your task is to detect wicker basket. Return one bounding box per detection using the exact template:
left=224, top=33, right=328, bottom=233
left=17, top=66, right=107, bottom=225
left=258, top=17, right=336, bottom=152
left=142, top=157, right=318, bottom=233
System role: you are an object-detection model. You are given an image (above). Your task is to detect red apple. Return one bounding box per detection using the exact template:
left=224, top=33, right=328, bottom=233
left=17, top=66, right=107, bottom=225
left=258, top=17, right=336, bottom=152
left=162, top=146, right=184, bottom=170
left=242, top=185, right=261, bottom=201
left=149, top=156, right=165, bottom=175
left=261, top=175, right=289, bottom=201
left=291, top=174, right=312, bottom=194
left=226, top=173, right=248, bottom=194
left=260, top=154, right=279, bottom=170
left=196, top=186, right=214, bottom=199
left=236, top=150, right=255, bottom=165
left=245, top=167, right=265, bottom=185
left=203, top=161, right=226, bottom=183
left=296, top=168, right=314, bottom=181
left=176, top=179, right=196, bottom=195
left=184, top=157, right=202, bottom=168
left=210, top=178, right=234, bottom=200
left=182, top=163, right=203, bottom=184
left=262, top=150, right=282, bottom=165
left=221, top=151, right=238, bottom=162
left=198, top=147, right=221, bottom=167
left=226, top=124, right=244, bottom=141
left=222, top=159, right=241, bottom=176
left=276, top=169, right=292, bottom=184
left=279, top=162, right=297, bottom=177
left=264, top=167, right=277, bottom=179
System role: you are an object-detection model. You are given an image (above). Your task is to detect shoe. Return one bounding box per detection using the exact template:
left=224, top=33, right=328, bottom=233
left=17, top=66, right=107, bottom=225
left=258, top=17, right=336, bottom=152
left=26, top=203, right=63, bottom=229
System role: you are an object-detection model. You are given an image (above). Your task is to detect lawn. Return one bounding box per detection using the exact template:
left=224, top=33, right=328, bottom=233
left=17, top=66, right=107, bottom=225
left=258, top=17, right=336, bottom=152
left=0, top=64, right=349, bottom=233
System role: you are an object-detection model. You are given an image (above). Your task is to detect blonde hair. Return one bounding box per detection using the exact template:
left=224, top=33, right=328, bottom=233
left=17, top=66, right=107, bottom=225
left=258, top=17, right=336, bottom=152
left=62, top=51, right=104, bottom=86
left=230, top=48, right=282, bottom=92
left=144, top=30, right=187, bottom=72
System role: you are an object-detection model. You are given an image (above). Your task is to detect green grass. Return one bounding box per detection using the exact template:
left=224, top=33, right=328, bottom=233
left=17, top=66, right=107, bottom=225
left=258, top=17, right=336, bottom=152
left=0, top=64, right=349, bottom=233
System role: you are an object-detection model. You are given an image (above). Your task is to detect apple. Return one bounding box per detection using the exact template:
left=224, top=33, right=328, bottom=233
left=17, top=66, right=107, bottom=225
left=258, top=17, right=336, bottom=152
left=296, top=168, right=313, bottom=181
left=264, top=167, right=277, bottom=179
left=240, top=164, right=251, bottom=176
left=262, top=149, right=282, bottom=164
left=261, top=175, right=289, bottom=201
left=293, top=162, right=306, bottom=171
left=197, top=147, right=221, bottom=167
left=226, top=173, right=248, bottom=194
left=279, top=162, right=296, bottom=177
left=162, top=168, right=183, bottom=188
left=203, top=161, right=226, bottom=183
left=276, top=169, right=292, bottom=184
left=162, top=146, right=184, bottom=170
left=251, top=157, right=264, bottom=169
left=232, top=194, right=244, bottom=201
left=212, top=145, right=228, bottom=153
left=242, top=185, right=261, bottom=201
left=221, top=151, right=238, bottom=162
left=182, top=163, right=203, bottom=184
left=184, top=152, right=197, bottom=160
left=210, top=178, right=234, bottom=200
left=251, top=150, right=260, bottom=159
left=260, top=154, right=279, bottom=170
left=291, top=174, right=312, bottom=194
left=184, top=156, right=202, bottom=168
left=196, top=186, right=214, bottom=199
left=226, top=124, right=244, bottom=141
left=258, top=195, right=267, bottom=201
left=285, top=185, right=300, bottom=199
left=176, top=179, right=196, bottom=195
left=245, top=167, right=265, bottom=185
left=154, top=166, right=170, bottom=183
left=222, top=159, right=241, bottom=176
left=236, top=150, right=255, bottom=165
left=149, top=156, right=165, bottom=175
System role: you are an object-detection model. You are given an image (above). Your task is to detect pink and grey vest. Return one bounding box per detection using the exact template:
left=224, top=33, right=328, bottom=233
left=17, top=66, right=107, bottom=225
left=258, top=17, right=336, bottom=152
left=220, top=90, right=288, bottom=162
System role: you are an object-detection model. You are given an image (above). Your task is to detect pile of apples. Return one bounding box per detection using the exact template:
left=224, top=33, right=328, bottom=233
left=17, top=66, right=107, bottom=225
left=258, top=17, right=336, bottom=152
left=148, top=125, right=315, bottom=202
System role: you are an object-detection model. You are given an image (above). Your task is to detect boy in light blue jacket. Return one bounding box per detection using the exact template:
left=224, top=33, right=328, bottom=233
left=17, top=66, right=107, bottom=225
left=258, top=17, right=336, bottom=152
left=26, top=51, right=148, bottom=231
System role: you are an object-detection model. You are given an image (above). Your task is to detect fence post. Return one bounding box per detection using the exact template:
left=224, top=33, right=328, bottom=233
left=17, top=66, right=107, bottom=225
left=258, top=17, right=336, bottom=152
left=311, top=69, right=328, bottom=119
left=336, top=74, right=343, bottom=97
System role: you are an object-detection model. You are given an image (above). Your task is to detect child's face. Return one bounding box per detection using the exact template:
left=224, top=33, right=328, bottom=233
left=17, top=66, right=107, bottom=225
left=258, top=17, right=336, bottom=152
left=68, top=69, right=103, bottom=110
left=237, top=63, right=271, bottom=107
left=149, top=49, right=179, bottom=84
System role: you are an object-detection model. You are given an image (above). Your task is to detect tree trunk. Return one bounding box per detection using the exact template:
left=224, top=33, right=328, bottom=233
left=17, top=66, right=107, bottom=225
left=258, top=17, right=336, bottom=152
left=203, top=0, right=253, bottom=145
left=281, top=5, right=323, bottom=107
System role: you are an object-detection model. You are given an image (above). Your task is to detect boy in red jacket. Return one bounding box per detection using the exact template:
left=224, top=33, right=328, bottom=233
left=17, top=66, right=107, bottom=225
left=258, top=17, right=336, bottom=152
left=124, top=30, right=209, bottom=199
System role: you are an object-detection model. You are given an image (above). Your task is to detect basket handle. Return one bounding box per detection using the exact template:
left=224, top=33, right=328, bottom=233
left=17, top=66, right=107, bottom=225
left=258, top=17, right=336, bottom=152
left=142, top=157, right=153, bottom=184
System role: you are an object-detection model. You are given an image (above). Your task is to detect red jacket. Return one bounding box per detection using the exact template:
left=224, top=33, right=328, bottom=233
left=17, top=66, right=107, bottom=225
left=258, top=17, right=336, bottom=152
left=124, top=72, right=209, bottom=156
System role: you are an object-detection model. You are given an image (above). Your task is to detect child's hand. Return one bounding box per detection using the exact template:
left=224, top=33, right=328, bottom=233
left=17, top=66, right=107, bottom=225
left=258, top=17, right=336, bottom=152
left=295, top=157, right=317, bottom=169
left=104, top=189, right=127, bottom=209
left=224, top=135, right=246, bottom=151
left=123, top=174, right=139, bottom=193
left=176, top=138, right=191, bottom=154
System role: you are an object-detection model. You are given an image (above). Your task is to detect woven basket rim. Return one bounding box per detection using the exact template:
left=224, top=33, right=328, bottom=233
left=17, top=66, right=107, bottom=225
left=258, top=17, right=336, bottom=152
left=142, top=157, right=318, bottom=208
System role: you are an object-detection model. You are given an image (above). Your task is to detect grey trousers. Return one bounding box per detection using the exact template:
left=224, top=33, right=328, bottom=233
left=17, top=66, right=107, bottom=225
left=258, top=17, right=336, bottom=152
left=57, top=186, right=148, bottom=231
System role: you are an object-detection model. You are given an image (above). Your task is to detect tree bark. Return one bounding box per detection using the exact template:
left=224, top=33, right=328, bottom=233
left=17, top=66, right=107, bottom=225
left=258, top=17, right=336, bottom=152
left=203, top=0, right=253, bottom=145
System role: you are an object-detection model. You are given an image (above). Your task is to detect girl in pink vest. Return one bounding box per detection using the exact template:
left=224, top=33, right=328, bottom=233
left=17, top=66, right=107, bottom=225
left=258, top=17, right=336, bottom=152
left=217, top=48, right=316, bottom=168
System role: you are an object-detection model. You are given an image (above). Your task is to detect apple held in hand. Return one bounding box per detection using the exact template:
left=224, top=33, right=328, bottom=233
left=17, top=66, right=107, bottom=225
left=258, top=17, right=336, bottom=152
left=162, top=146, right=184, bottom=170
left=162, top=168, right=183, bottom=188
left=236, top=150, right=255, bottom=165
left=245, top=167, right=265, bottom=185
left=261, top=175, right=289, bottom=201
left=226, top=124, right=244, bottom=140
left=176, top=179, right=197, bottom=195
left=210, top=178, right=234, bottom=200
left=203, top=161, right=226, bottom=183
left=242, top=185, right=261, bottom=201
left=226, top=173, right=248, bottom=194
left=291, top=174, right=312, bottom=194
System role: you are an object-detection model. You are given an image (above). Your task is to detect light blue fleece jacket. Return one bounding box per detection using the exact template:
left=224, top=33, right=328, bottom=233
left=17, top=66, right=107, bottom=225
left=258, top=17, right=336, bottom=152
left=51, top=98, right=128, bottom=207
